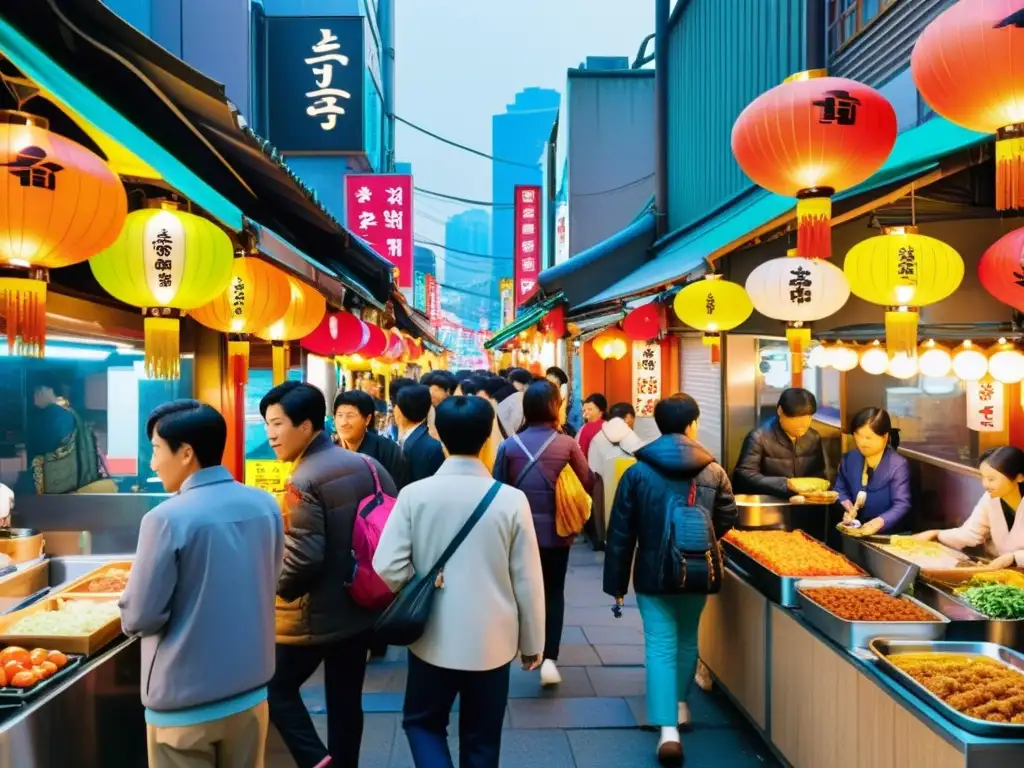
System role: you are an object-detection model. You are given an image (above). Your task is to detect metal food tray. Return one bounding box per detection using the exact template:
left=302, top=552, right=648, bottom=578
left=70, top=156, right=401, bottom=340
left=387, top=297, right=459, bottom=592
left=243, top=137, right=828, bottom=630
left=0, top=654, right=84, bottom=703
left=795, top=578, right=949, bottom=649
left=721, top=533, right=867, bottom=607
left=869, top=639, right=1024, bottom=737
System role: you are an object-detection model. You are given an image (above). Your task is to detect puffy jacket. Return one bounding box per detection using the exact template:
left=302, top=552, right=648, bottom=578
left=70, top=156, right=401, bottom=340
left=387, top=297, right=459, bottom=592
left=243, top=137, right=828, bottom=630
left=732, top=418, right=826, bottom=498
left=276, top=432, right=398, bottom=644
left=603, top=434, right=737, bottom=597
left=589, top=419, right=647, bottom=536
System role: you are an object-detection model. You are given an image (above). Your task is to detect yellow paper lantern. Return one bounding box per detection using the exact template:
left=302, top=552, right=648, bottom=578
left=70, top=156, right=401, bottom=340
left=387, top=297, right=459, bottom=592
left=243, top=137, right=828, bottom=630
left=255, top=275, right=327, bottom=384
left=844, top=227, right=964, bottom=356
left=951, top=340, right=989, bottom=382
left=90, top=203, right=234, bottom=378
left=987, top=339, right=1024, bottom=385
left=918, top=339, right=953, bottom=378
left=859, top=341, right=889, bottom=375
left=673, top=274, right=753, bottom=362
left=593, top=328, right=628, bottom=361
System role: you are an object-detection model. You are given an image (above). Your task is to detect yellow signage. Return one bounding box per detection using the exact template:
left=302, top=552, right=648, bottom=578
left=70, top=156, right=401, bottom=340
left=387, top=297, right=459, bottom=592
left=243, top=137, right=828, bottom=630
left=244, top=460, right=289, bottom=496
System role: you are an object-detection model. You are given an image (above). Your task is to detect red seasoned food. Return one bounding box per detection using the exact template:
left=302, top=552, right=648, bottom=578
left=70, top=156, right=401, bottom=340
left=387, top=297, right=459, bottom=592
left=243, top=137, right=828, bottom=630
left=803, top=587, right=936, bottom=622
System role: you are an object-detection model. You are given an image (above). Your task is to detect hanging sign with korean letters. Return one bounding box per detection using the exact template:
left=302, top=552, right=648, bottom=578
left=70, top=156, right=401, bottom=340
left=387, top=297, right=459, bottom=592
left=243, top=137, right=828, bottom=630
left=966, top=379, right=1004, bottom=432
left=344, top=174, right=413, bottom=288
left=514, top=185, right=542, bottom=308
left=143, top=210, right=186, bottom=306
left=631, top=340, right=662, bottom=418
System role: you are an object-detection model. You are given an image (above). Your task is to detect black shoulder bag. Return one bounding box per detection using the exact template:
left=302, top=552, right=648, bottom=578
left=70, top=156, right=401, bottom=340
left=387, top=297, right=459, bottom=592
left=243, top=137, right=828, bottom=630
left=374, top=481, right=502, bottom=646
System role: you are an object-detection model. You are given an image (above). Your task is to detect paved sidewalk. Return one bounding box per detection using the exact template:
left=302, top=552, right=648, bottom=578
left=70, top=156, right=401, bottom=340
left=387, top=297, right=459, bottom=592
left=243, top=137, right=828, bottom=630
left=267, top=544, right=780, bottom=767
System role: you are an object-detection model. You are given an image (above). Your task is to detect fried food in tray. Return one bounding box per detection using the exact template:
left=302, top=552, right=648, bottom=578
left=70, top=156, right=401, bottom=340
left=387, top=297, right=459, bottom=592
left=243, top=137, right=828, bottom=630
left=875, top=536, right=975, bottom=571
left=723, top=529, right=863, bottom=577
left=802, top=586, right=937, bottom=622
left=890, top=653, right=1024, bottom=724
left=789, top=490, right=840, bottom=505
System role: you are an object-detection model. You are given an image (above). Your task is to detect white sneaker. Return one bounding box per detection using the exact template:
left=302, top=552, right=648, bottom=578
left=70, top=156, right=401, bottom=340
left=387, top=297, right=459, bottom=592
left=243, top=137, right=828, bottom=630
left=656, top=727, right=683, bottom=766
left=678, top=702, right=691, bottom=728
left=539, top=659, right=562, bottom=686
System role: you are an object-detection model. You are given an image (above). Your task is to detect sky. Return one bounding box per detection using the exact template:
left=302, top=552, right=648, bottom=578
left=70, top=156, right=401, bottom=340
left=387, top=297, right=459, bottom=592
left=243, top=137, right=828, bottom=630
left=394, top=1, right=655, bottom=258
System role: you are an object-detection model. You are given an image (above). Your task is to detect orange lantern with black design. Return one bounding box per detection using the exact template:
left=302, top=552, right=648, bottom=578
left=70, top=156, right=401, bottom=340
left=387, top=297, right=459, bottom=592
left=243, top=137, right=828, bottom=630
left=732, top=72, right=897, bottom=258
left=0, top=111, right=127, bottom=356
left=255, top=276, right=326, bottom=384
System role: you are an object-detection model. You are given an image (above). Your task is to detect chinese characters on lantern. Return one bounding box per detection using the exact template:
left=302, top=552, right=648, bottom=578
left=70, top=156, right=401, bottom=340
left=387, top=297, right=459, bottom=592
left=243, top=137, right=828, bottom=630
left=631, top=341, right=662, bottom=418
left=812, top=90, right=860, bottom=126
left=1, top=146, right=64, bottom=190
left=898, top=244, right=917, bottom=279
left=344, top=174, right=413, bottom=289
left=788, top=265, right=813, bottom=304
left=143, top=211, right=184, bottom=303
left=966, top=380, right=1004, bottom=432
left=514, top=185, right=542, bottom=307
left=705, top=292, right=716, bottom=315
left=231, top=276, right=246, bottom=316
left=304, top=28, right=351, bottom=131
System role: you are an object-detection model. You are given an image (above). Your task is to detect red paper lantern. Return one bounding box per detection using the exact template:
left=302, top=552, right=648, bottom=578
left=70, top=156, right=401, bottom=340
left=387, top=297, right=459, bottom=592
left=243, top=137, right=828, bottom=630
left=979, top=226, right=1024, bottom=312
left=539, top=305, right=566, bottom=339
left=912, top=0, right=1024, bottom=210
left=732, top=71, right=897, bottom=258
left=381, top=330, right=405, bottom=362
left=301, top=312, right=371, bottom=357
left=622, top=303, right=664, bottom=341
left=360, top=324, right=388, bottom=358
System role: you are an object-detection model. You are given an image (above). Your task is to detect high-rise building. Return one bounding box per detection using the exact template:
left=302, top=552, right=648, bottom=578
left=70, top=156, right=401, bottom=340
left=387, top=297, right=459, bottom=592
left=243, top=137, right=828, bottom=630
left=492, top=87, right=560, bottom=326
left=444, top=209, right=491, bottom=329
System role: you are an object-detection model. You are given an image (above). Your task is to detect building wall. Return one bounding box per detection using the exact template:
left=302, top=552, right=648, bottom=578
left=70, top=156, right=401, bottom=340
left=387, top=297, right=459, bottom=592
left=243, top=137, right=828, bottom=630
left=444, top=210, right=492, bottom=329
left=566, top=72, right=655, bottom=258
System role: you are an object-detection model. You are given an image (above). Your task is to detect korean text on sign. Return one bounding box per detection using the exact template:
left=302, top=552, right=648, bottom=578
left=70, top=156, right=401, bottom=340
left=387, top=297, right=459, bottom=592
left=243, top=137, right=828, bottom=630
left=513, top=184, right=542, bottom=308
left=345, top=174, right=414, bottom=289
left=305, top=28, right=351, bottom=131
left=631, top=341, right=662, bottom=418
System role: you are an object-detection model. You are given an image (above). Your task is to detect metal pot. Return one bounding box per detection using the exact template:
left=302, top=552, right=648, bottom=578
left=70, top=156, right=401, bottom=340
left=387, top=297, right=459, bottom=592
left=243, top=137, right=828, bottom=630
left=0, top=528, right=40, bottom=539
left=735, top=495, right=792, bottom=530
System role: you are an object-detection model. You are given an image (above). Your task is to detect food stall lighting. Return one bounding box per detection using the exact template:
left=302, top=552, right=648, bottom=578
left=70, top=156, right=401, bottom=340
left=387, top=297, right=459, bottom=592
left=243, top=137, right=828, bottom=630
left=950, top=340, right=989, bottom=382
left=859, top=341, right=889, bottom=375
left=828, top=341, right=860, bottom=372
left=987, top=339, right=1024, bottom=384
left=0, top=340, right=111, bottom=360
left=886, top=351, right=919, bottom=380
left=918, top=339, right=952, bottom=378
left=807, top=343, right=829, bottom=369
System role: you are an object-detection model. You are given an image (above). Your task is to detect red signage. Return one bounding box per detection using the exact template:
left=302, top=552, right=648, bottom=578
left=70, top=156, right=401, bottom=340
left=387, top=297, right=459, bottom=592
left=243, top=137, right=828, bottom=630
left=425, top=273, right=440, bottom=328
left=513, top=184, right=542, bottom=307
left=344, top=173, right=413, bottom=289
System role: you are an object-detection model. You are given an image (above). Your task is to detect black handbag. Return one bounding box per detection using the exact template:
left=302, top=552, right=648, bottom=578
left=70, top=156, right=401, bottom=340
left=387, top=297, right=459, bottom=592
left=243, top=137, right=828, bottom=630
left=374, top=481, right=502, bottom=646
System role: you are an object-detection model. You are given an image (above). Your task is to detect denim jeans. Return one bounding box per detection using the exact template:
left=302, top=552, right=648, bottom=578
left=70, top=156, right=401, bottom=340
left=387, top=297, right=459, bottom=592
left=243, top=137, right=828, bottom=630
left=636, top=593, right=707, bottom=727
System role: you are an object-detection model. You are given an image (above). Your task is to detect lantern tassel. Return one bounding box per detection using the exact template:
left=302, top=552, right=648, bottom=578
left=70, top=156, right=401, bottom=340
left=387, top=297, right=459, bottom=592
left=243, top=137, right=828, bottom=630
left=996, top=127, right=1024, bottom=211
left=796, top=196, right=832, bottom=259
left=884, top=308, right=919, bottom=357
left=786, top=325, right=812, bottom=388
left=144, top=315, right=181, bottom=380
left=227, top=337, right=251, bottom=386
left=0, top=276, right=46, bottom=357
left=272, top=341, right=289, bottom=385
left=703, top=332, right=721, bottom=364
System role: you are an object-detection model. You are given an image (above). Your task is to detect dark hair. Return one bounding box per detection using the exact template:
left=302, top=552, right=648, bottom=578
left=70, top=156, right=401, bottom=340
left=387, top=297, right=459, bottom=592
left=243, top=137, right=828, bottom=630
left=584, top=393, right=608, bottom=415
left=421, top=370, right=458, bottom=395
left=778, top=388, right=818, bottom=418
left=483, top=377, right=517, bottom=403
left=146, top=399, right=227, bottom=469
left=507, top=368, right=533, bottom=387
left=545, top=366, right=569, bottom=386
left=654, top=393, right=700, bottom=435
left=609, top=402, right=636, bottom=421
left=434, top=396, right=493, bottom=456
left=333, top=389, right=376, bottom=420
left=454, top=369, right=473, bottom=383
left=980, top=446, right=1024, bottom=480
left=396, top=384, right=432, bottom=424
left=521, top=380, right=561, bottom=427
left=459, top=375, right=489, bottom=396
left=473, top=369, right=492, bottom=377
left=498, top=368, right=511, bottom=378
left=260, top=381, right=326, bottom=431
left=849, top=407, right=900, bottom=450
left=388, top=377, right=416, bottom=407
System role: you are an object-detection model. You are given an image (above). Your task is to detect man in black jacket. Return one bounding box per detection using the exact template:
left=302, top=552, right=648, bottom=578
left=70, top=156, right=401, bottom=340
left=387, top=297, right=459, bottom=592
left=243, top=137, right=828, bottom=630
left=395, top=384, right=445, bottom=482
left=334, top=390, right=409, bottom=491
left=732, top=388, right=827, bottom=498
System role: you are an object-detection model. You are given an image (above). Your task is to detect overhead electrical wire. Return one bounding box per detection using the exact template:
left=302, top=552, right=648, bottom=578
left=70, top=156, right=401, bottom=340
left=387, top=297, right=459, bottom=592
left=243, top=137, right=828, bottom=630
left=414, top=173, right=655, bottom=208
left=415, top=236, right=513, bottom=261
left=395, top=115, right=540, bottom=169
left=436, top=282, right=496, bottom=301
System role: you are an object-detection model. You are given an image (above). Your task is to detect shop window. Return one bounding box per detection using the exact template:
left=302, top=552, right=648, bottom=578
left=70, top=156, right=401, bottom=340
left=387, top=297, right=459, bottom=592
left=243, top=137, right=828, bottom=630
left=755, top=340, right=841, bottom=426
left=828, top=0, right=900, bottom=52
left=885, top=376, right=981, bottom=469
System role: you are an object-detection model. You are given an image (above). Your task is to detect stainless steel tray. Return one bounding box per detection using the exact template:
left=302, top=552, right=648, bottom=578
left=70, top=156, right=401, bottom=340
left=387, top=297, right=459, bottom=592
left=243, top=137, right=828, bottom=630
left=721, top=535, right=866, bottom=607
left=914, top=581, right=1024, bottom=653
left=869, top=639, right=1024, bottom=736
left=795, top=578, right=949, bottom=649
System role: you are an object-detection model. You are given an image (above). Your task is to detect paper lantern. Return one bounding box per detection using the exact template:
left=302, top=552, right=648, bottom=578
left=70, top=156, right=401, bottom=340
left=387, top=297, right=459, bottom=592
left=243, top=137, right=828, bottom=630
left=673, top=274, right=753, bottom=362
left=381, top=329, right=405, bottom=362
left=0, top=112, right=127, bottom=356
left=255, top=276, right=326, bottom=384
left=844, top=227, right=964, bottom=356
left=593, top=328, right=628, bottom=361
left=539, top=304, right=566, bottom=339
left=732, top=72, right=897, bottom=258
left=828, top=341, right=860, bottom=372
left=919, top=339, right=953, bottom=378
left=912, top=0, right=1024, bottom=210
left=745, top=251, right=850, bottom=381
left=978, top=226, right=1024, bottom=313
left=360, top=324, right=389, bottom=359
left=951, top=340, right=989, bottom=382
left=622, top=303, right=664, bottom=341
left=887, top=352, right=920, bottom=380
left=860, top=341, right=889, bottom=375
left=808, top=343, right=829, bottom=368
left=988, top=339, right=1024, bottom=384
left=91, top=203, right=233, bottom=378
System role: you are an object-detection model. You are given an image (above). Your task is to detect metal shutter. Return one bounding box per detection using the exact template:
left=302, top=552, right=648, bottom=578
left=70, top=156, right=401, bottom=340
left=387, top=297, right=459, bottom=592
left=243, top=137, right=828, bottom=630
left=680, top=337, right=723, bottom=462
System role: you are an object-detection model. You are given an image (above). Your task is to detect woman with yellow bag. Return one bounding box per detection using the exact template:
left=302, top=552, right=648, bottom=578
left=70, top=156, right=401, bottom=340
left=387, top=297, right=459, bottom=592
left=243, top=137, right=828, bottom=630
left=493, top=380, right=595, bottom=688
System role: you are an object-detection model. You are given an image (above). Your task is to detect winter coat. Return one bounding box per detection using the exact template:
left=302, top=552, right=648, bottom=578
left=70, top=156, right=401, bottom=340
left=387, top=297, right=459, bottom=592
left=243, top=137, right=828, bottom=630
left=588, top=418, right=647, bottom=534
left=732, top=418, right=826, bottom=498
left=834, top=446, right=912, bottom=533
left=603, top=434, right=737, bottom=597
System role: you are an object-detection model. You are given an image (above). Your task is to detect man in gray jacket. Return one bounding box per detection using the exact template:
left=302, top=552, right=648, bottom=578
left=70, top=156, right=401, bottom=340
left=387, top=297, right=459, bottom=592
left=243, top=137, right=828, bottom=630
left=119, top=400, right=284, bottom=768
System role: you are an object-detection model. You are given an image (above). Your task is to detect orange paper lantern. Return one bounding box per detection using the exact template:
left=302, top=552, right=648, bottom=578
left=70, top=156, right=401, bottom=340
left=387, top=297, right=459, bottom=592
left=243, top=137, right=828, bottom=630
left=912, top=0, right=1024, bottom=210
left=593, top=327, right=629, bottom=361
left=255, top=276, right=326, bottom=384
left=732, top=72, right=897, bottom=258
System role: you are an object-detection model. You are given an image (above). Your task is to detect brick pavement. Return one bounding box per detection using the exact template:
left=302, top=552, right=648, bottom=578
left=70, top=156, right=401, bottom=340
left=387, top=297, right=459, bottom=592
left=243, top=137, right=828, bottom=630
left=267, top=544, right=779, bottom=767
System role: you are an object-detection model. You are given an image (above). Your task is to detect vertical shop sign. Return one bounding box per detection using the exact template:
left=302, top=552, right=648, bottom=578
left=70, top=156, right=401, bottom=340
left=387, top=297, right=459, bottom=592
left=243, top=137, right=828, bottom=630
left=499, top=278, right=514, bottom=327
left=966, top=379, right=1004, bottom=432
left=554, top=201, right=569, bottom=263
left=413, top=271, right=427, bottom=312
left=344, top=174, right=413, bottom=288
left=631, top=341, right=662, bottom=418
left=425, top=273, right=440, bottom=327
left=514, top=184, right=542, bottom=307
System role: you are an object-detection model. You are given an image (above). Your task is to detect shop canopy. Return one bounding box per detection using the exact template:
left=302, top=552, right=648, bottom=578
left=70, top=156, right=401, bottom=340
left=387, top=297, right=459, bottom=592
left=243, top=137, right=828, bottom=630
left=484, top=293, right=565, bottom=350
left=0, top=0, right=394, bottom=307
left=392, top=295, right=445, bottom=353
left=578, top=117, right=989, bottom=309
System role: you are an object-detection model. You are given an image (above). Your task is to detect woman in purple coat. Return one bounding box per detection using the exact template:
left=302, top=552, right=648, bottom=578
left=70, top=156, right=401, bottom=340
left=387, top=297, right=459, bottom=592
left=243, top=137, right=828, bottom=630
left=493, top=380, right=595, bottom=687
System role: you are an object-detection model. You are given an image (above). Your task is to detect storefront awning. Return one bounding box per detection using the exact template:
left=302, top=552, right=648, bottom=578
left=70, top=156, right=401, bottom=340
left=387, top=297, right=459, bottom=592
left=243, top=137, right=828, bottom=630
left=578, top=117, right=989, bottom=309
left=484, top=294, right=565, bottom=350
left=392, top=295, right=445, bottom=351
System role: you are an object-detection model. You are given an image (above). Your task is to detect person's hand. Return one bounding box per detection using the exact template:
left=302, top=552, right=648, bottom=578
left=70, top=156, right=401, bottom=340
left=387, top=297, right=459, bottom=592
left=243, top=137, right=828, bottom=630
left=912, top=530, right=940, bottom=542
left=521, top=653, right=542, bottom=671
left=986, top=554, right=1016, bottom=570
left=859, top=518, right=885, bottom=536
left=842, top=506, right=859, bottom=525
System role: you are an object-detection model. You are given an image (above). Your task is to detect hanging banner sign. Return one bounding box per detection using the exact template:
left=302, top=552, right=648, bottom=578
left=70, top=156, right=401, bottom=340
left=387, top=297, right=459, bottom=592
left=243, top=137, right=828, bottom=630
left=244, top=460, right=289, bottom=496
left=631, top=340, right=662, bottom=418
left=513, top=184, right=542, bottom=308
left=344, top=173, right=413, bottom=288
left=966, top=379, right=1004, bottom=432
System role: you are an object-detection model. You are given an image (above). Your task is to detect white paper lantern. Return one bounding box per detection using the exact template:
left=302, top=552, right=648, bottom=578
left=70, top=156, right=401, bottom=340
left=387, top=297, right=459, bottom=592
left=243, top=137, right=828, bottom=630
left=745, top=256, right=851, bottom=322
left=829, top=341, right=860, bottom=372
left=988, top=340, right=1024, bottom=385
left=918, top=340, right=952, bottom=378
left=951, top=341, right=988, bottom=382
left=860, top=341, right=889, bottom=375
left=887, top=352, right=919, bottom=379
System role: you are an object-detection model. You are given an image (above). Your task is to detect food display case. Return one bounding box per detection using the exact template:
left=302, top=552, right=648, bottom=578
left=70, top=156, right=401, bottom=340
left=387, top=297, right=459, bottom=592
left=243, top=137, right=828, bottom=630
left=733, top=494, right=838, bottom=541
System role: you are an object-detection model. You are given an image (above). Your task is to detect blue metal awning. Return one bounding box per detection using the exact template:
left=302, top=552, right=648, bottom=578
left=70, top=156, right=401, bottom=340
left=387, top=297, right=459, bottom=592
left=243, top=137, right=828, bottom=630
left=579, top=117, right=989, bottom=309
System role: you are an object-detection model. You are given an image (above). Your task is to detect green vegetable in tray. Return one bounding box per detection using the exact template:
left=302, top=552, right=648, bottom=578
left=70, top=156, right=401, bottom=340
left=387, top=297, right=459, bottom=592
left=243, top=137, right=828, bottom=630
left=955, top=583, right=1024, bottom=620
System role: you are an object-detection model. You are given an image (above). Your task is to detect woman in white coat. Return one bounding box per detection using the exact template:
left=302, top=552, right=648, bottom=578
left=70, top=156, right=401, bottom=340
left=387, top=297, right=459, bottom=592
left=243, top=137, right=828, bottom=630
left=916, top=446, right=1024, bottom=568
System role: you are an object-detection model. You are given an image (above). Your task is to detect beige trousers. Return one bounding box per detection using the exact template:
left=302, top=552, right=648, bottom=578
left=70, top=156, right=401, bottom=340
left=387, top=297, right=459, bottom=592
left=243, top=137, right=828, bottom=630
left=146, top=701, right=269, bottom=768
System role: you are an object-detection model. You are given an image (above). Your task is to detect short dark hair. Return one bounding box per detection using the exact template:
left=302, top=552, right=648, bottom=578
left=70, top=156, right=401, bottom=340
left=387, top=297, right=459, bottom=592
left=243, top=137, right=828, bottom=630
left=333, top=389, right=376, bottom=419
left=389, top=377, right=416, bottom=407
left=146, top=399, right=226, bottom=469
left=609, top=402, right=635, bottom=421
left=396, top=384, right=432, bottom=424
left=654, top=394, right=700, bottom=435
left=459, top=375, right=489, bottom=396
left=545, top=366, right=568, bottom=386
left=522, top=380, right=561, bottom=427
left=454, top=369, right=473, bottom=383
left=260, top=381, right=326, bottom=431
left=778, top=388, right=818, bottom=418
left=421, top=370, right=458, bottom=395
left=584, top=393, right=608, bottom=415
left=483, top=377, right=516, bottom=403
left=498, top=368, right=510, bottom=378
left=849, top=407, right=900, bottom=450
left=507, top=368, right=533, bottom=386
left=434, top=396, right=493, bottom=456
left=981, top=446, right=1024, bottom=480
